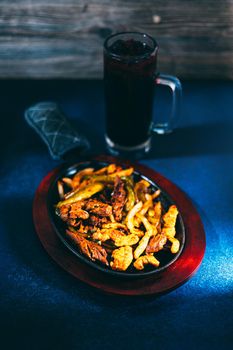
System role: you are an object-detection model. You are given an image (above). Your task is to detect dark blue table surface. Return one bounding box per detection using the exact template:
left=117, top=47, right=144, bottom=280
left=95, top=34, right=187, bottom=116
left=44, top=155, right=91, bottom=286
left=0, top=80, right=233, bottom=349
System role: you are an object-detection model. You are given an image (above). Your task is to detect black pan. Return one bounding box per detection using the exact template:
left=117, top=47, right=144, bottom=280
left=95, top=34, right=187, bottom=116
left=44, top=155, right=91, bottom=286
left=25, top=103, right=185, bottom=279
left=46, top=158, right=185, bottom=279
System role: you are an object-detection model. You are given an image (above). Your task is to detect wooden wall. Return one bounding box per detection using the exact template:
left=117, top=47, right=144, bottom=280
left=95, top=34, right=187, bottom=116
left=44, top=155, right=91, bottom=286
left=0, top=0, right=232, bottom=79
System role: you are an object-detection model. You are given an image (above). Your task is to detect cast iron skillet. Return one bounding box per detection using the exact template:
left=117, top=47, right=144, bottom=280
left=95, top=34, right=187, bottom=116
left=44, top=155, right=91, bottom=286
left=47, top=159, right=185, bottom=279
left=25, top=105, right=185, bottom=279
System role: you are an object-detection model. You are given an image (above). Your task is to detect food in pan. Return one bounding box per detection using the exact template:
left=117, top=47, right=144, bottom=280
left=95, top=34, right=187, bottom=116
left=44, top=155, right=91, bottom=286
left=55, top=164, right=180, bottom=272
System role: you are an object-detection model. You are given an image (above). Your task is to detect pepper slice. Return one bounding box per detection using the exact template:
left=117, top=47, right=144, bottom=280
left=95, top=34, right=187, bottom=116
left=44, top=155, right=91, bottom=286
left=56, top=182, right=104, bottom=208
left=124, top=177, right=135, bottom=212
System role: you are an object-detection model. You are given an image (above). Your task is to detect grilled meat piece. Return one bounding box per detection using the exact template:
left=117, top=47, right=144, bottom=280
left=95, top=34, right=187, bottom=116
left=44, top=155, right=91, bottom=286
left=68, top=219, right=80, bottom=227
left=110, top=246, right=133, bottom=271
left=84, top=199, right=112, bottom=217
left=92, top=228, right=125, bottom=242
left=59, top=202, right=89, bottom=223
left=88, top=215, right=109, bottom=228
left=146, top=234, right=167, bottom=254
left=66, top=229, right=108, bottom=265
left=59, top=205, right=69, bottom=221
left=92, top=230, right=139, bottom=247
left=58, top=198, right=112, bottom=226
left=69, top=202, right=89, bottom=220
left=111, top=177, right=126, bottom=222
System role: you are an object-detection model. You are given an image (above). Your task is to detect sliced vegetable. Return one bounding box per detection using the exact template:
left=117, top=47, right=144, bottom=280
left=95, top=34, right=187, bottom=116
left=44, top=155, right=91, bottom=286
left=134, top=180, right=150, bottom=202
left=56, top=182, right=104, bottom=208
left=124, top=177, right=135, bottom=212
left=84, top=167, right=134, bottom=183
left=72, top=168, right=94, bottom=188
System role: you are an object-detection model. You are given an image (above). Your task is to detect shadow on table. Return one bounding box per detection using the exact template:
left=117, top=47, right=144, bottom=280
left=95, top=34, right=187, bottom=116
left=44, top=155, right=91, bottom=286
left=2, top=194, right=232, bottom=349
left=0, top=291, right=232, bottom=350
left=147, top=121, right=233, bottom=159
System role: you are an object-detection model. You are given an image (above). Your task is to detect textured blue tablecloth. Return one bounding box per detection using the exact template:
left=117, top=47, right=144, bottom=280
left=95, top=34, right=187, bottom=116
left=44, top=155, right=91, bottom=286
left=0, top=80, right=232, bottom=349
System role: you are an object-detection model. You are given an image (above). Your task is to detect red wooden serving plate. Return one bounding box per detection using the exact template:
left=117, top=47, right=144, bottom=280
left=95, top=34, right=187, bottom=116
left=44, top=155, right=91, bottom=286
left=33, top=154, right=206, bottom=296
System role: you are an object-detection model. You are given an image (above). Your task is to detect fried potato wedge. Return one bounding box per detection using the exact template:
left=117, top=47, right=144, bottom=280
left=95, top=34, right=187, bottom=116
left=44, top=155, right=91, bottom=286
left=134, top=255, right=160, bottom=270
left=114, top=233, right=139, bottom=247
left=102, top=222, right=128, bottom=230
left=92, top=229, right=125, bottom=242
left=110, top=246, right=133, bottom=271
left=134, top=232, right=152, bottom=260
left=166, top=235, right=180, bottom=254
left=161, top=227, right=176, bottom=237
left=163, top=205, right=178, bottom=229
left=161, top=205, right=179, bottom=253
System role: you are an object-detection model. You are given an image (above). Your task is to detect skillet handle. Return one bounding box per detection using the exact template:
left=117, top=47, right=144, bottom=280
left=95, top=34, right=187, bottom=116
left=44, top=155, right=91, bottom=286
left=24, top=102, right=90, bottom=160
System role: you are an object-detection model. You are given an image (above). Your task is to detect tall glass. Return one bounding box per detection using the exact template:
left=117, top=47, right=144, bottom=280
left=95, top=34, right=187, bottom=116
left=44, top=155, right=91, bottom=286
left=104, top=32, right=182, bottom=158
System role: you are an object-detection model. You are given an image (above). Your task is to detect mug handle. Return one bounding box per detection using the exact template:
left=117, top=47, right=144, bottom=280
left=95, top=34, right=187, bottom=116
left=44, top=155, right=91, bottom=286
left=151, top=74, right=182, bottom=134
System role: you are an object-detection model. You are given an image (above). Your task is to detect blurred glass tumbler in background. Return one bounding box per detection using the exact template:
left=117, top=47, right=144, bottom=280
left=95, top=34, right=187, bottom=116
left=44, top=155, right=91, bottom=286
left=104, top=32, right=182, bottom=158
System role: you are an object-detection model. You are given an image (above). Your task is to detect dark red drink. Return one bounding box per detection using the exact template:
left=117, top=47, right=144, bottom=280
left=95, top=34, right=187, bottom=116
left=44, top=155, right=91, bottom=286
left=104, top=33, right=158, bottom=150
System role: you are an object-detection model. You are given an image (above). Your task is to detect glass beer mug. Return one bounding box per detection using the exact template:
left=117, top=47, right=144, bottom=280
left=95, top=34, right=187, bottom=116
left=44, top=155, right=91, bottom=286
left=103, top=32, right=182, bottom=158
